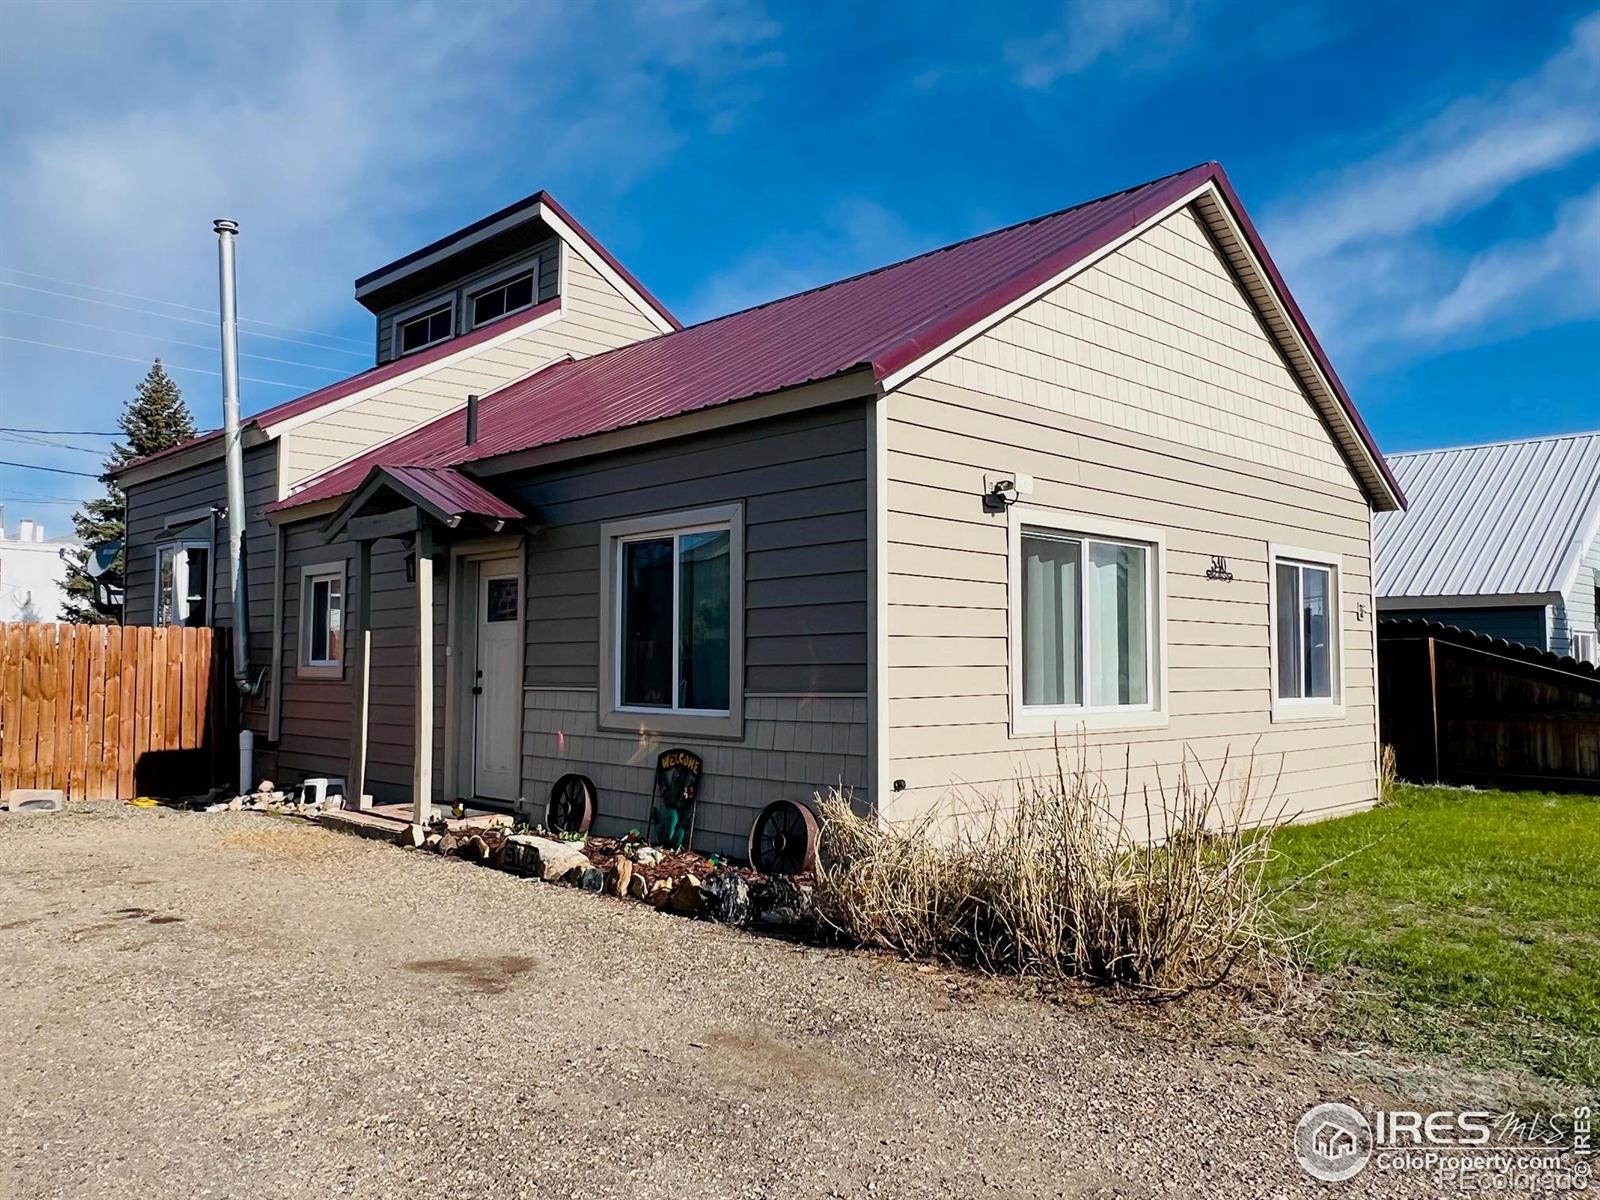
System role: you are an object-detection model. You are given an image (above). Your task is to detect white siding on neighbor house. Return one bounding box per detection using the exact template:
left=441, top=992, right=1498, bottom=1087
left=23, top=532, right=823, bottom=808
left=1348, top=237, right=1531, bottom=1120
left=1553, top=535, right=1600, bottom=659
left=280, top=250, right=665, bottom=487
left=883, top=203, right=1379, bottom=835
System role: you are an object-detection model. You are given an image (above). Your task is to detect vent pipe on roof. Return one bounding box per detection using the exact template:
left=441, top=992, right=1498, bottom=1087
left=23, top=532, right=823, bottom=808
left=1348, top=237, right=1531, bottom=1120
left=215, top=219, right=260, bottom=699
left=465, top=393, right=479, bottom=446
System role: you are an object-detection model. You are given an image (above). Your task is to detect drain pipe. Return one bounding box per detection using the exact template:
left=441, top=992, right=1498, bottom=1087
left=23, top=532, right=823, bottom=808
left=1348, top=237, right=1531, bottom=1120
left=214, top=218, right=258, bottom=697
left=465, top=393, right=479, bottom=446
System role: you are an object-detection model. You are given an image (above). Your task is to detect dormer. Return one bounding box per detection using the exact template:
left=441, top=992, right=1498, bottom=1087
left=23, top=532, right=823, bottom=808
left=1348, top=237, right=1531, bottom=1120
left=354, top=191, right=679, bottom=365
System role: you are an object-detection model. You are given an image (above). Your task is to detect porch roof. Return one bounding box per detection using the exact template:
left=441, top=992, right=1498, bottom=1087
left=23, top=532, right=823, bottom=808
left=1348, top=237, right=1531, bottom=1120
left=323, top=464, right=524, bottom=539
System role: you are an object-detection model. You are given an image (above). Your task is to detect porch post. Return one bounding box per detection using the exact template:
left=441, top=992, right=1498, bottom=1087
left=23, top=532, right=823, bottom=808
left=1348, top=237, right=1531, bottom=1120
left=348, top=538, right=371, bottom=810
left=412, top=529, right=434, bottom=825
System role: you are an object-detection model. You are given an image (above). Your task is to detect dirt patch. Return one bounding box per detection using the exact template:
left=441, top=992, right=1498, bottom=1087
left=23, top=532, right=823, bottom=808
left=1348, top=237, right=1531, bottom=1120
left=402, top=955, right=538, bottom=995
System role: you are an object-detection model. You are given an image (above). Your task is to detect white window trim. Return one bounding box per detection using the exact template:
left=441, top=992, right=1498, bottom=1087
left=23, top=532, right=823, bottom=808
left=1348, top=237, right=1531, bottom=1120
left=1007, top=506, right=1168, bottom=737
left=1572, top=629, right=1598, bottom=666
left=466, top=256, right=541, bottom=329
left=154, top=538, right=211, bottom=627
left=297, top=561, right=347, bottom=680
left=597, top=503, right=744, bottom=740
left=1268, top=543, right=1345, bottom=722
left=391, top=294, right=456, bottom=358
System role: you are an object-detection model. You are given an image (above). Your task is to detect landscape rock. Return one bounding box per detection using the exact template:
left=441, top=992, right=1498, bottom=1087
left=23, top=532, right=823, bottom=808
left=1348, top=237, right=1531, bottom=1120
left=667, top=874, right=705, bottom=915
left=256, top=779, right=275, bottom=794
left=644, top=879, right=674, bottom=907
left=464, top=835, right=491, bottom=862
left=606, top=858, right=634, bottom=897
left=703, top=873, right=753, bottom=926
left=501, top=834, right=590, bottom=882
left=631, top=846, right=664, bottom=867
left=626, top=873, right=648, bottom=900
left=398, top=823, right=427, bottom=849
left=227, top=796, right=243, bottom=812
left=570, top=865, right=605, bottom=893
left=435, top=832, right=460, bottom=856
left=423, top=833, right=442, bottom=851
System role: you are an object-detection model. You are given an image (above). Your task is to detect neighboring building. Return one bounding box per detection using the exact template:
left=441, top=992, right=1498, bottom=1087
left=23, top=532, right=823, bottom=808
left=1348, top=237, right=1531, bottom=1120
left=112, top=163, right=1403, bottom=857
left=0, top=512, right=80, bottom=622
left=1375, top=432, right=1600, bottom=663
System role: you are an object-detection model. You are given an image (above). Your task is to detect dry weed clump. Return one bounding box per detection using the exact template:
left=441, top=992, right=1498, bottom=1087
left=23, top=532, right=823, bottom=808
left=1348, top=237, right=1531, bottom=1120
left=813, top=743, right=1292, bottom=996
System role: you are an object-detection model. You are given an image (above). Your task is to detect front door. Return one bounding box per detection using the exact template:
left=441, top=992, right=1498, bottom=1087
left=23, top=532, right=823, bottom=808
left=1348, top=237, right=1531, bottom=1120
left=471, top=556, right=521, bottom=802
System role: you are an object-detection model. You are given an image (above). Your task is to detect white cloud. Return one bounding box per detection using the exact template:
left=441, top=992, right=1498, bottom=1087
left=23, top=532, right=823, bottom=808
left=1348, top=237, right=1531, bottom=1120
left=1006, top=0, right=1193, bottom=87
left=678, top=197, right=931, bottom=324
left=1267, top=11, right=1600, bottom=353
left=0, top=0, right=781, bottom=505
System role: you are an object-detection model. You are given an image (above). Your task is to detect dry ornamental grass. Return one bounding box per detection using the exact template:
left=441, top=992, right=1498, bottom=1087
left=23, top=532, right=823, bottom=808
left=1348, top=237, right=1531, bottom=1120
left=813, top=741, right=1294, bottom=997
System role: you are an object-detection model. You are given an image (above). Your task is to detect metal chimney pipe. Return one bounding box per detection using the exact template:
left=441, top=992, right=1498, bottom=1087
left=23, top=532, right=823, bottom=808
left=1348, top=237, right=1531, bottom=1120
left=214, top=219, right=257, bottom=696
left=465, top=393, right=479, bottom=446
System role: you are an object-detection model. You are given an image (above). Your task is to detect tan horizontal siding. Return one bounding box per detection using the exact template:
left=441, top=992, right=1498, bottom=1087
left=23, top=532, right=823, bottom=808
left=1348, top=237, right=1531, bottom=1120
left=884, top=202, right=1379, bottom=830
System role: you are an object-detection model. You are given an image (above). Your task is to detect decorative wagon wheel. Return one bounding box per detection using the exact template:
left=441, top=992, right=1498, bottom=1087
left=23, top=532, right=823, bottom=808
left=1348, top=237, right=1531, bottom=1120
left=547, top=773, right=596, bottom=835
left=747, top=799, right=820, bottom=875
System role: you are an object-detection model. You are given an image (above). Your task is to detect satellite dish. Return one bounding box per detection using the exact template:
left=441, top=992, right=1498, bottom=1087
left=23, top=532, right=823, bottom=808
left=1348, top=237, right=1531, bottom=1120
left=86, top=539, right=122, bottom=579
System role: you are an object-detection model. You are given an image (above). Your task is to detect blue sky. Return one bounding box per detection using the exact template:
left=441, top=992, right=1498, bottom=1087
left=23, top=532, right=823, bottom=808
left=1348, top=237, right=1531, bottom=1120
left=2, top=0, right=1597, bottom=524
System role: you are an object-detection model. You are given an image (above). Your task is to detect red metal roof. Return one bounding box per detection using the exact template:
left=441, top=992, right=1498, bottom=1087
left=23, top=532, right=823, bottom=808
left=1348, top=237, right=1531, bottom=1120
left=271, top=162, right=1402, bottom=514
left=356, top=465, right=522, bottom=523
left=113, top=297, right=563, bottom=475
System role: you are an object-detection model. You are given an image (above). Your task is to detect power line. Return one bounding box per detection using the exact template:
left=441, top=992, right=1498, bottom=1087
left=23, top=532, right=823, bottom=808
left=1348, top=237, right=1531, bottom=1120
left=0, top=427, right=119, bottom=436
left=0, top=459, right=101, bottom=478
left=0, top=281, right=370, bottom=359
left=0, top=306, right=346, bottom=374
left=0, top=334, right=305, bottom=390
left=0, top=266, right=372, bottom=349
left=7, top=433, right=106, bottom=456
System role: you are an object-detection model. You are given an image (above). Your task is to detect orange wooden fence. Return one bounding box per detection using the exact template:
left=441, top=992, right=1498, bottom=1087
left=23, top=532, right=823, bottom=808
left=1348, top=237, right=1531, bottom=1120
left=0, top=623, right=237, bottom=801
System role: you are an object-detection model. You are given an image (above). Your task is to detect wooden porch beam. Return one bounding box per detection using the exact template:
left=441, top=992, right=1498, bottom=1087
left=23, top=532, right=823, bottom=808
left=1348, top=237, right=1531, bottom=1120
left=412, top=530, right=435, bottom=825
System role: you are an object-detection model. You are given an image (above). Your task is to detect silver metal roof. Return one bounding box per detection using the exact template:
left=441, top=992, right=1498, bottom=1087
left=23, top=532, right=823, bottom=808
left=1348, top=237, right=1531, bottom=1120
left=1374, top=431, right=1600, bottom=600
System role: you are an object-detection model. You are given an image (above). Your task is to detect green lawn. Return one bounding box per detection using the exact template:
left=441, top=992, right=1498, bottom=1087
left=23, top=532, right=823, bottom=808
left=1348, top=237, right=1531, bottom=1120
left=1265, top=783, right=1600, bottom=1091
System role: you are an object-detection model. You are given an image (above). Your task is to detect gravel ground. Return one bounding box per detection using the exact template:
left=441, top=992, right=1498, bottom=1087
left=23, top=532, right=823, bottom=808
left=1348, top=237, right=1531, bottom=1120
left=1, top=803, right=1432, bottom=1199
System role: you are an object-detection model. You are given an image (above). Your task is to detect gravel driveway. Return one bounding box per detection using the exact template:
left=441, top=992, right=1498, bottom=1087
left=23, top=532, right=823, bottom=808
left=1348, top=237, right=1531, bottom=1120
left=1, top=803, right=1428, bottom=1199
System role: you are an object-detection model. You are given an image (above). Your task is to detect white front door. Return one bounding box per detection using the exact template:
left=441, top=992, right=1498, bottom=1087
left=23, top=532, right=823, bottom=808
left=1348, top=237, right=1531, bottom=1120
left=471, top=557, right=521, bottom=801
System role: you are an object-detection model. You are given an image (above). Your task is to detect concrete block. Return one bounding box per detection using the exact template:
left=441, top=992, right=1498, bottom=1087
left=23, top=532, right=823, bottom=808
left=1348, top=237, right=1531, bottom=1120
left=4, top=789, right=65, bottom=814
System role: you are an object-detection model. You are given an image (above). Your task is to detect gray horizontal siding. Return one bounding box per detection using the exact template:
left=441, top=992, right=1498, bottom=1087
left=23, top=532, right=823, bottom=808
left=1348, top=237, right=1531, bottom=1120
left=121, top=442, right=279, bottom=734
left=275, top=520, right=448, bottom=806
left=503, top=402, right=871, bottom=695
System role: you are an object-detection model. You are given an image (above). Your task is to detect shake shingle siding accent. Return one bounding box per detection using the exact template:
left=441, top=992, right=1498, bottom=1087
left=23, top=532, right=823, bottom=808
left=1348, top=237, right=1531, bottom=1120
left=883, top=204, right=1379, bottom=832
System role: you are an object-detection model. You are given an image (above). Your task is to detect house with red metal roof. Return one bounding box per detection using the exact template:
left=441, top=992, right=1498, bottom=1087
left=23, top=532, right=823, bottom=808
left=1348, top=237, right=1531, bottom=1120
left=113, top=163, right=1403, bottom=864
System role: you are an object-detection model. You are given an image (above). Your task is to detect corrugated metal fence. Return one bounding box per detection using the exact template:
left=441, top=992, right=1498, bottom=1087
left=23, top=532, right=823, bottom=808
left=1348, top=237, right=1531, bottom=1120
left=0, top=623, right=237, bottom=801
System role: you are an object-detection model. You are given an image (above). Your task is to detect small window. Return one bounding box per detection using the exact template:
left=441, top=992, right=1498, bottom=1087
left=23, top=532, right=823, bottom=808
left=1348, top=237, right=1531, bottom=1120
left=298, top=563, right=345, bottom=679
left=397, top=302, right=453, bottom=355
left=1020, top=529, right=1153, bottom=712
left=471, top=269, right=536, bottom=327
left=1272, top=550, right=1340, bottom=712
left=155, top=540, right=210, bottom=627
left=618, top=526, right=731, bottom=713
left=1573, top=630, right=1598, bottom=666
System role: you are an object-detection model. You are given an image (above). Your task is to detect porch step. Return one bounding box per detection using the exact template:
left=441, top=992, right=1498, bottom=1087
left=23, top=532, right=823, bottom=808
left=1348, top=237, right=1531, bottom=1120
left=319, top=808, right=407, bottom=843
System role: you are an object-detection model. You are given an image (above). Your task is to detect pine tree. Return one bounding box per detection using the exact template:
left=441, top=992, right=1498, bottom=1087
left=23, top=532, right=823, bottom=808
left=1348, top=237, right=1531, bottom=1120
left=59, top=359, right=199, bottom=623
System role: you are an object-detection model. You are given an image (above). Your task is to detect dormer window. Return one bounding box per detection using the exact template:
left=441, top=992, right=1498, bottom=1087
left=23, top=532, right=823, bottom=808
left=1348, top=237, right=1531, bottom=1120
left=471, top=269, right=536, bottom=327
left=397, top=302, right=454, bottom=355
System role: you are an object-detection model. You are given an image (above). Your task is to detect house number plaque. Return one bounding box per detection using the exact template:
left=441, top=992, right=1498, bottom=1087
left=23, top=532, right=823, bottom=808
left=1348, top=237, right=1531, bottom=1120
left=1205, top=555, right=1234, bottom=583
